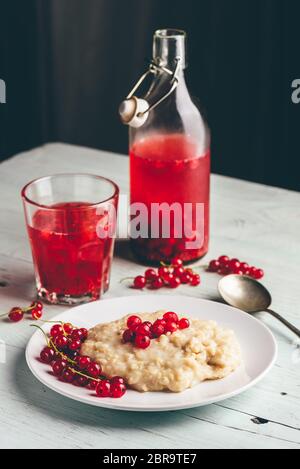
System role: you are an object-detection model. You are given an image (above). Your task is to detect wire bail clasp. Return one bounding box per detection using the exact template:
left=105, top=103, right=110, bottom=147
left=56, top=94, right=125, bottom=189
left=119, top=58, right=181, bottom=128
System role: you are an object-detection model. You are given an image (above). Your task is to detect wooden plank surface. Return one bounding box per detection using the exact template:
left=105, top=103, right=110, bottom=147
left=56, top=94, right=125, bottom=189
left=0, top=143, right=299, bottom=449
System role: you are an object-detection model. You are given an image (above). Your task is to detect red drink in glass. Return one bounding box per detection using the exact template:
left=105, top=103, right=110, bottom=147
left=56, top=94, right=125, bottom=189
left=22, top=174, right=119, bottom=304
left=130, top=134, right=210, bottom=263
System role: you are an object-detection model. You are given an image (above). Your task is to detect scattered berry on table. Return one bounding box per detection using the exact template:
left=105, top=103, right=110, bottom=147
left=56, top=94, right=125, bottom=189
left=8, top=307, right=24, bottom=322
left=2, top=300, right=45, bottom=323
left=133, top=275, right=146, bottom=289
left=208, top=255, right=265, bottom=280
left=123, top=257, right=201, bottom=291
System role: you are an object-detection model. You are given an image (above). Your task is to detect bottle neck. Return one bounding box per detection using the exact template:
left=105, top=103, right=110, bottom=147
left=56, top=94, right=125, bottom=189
left=153, top=29, right=187, bottom=70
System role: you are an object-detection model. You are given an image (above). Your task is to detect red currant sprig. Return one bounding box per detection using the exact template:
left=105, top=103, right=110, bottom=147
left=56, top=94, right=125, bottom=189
left=208, top=255, right=264, bottom=280
left=35, top=321, right=127, bottom=399
left=122, top=257, right=201, bottom=291
left=122, top=312, right=190, bottom=349
left=1, top=301, right=44, bottom=323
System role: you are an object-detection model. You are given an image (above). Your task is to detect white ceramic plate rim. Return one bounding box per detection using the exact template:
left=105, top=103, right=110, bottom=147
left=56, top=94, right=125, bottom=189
left=26, top=295, right=277, bottom=412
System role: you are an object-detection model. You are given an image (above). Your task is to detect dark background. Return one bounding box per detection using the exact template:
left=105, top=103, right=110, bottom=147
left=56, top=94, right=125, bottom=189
left=0, top=0, right=299, bottom=190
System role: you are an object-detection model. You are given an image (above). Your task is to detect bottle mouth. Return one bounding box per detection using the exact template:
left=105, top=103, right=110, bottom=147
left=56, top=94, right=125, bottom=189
left=153, top=29, right=187, bottom=69
left=154, top=29, right=186, bottom=39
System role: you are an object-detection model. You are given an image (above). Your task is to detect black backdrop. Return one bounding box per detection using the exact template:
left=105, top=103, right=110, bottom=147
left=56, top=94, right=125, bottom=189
left=0, top=0, right=299, bottom=190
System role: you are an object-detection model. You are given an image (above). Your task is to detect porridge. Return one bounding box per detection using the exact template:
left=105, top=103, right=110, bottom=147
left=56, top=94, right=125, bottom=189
left=81, top=311, right=242, bottom=392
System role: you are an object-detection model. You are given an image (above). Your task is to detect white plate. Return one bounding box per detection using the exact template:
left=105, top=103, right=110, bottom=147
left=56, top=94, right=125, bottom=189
left=26, top=295, right=277, bottom=412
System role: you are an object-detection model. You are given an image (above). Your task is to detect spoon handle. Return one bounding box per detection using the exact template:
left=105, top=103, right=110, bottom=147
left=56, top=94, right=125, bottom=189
left=266, top=309, right=300, bottom=338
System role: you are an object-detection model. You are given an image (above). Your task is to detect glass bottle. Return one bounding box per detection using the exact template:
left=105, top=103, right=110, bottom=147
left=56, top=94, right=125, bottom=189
left=127, top=29, right=210, bottom=264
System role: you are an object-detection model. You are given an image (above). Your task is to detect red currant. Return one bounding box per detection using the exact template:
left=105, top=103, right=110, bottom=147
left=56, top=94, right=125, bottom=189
left=61, top=368, right=76, bottom=383
left=96, top=379, right=111, bottom=397
left=231, top=257, right=240, bottom=263
left=135, top=323, right=151, bottom=336
left=62, top=323, right=73, bottom=335
left=31, top=307, right=42, bottom=320
left=218, top=265, right=230, bottom=275
left=78, top=328, right=88, bottom=340
left=229, top=259, right=240, bottom=272
left=127, top=315, right=142, bottom=330
left=173, top=266, right=184, bottom=277
left=8, top=307, right=24, bottom=322
left=240, top=262, right=249, bottom=274
left=171, top=257, right=183, bottom=267
left=68, top=339, right=81, bottom=351
left=158, top=266, right=170, bottom=278
left=150, top=277, right=164, bottom=289
left=230, top=264, right=242, bottom=274
left=190, top=274, right=201, bottom=286
left=31, top=301, right=43, bottom=311
left=151, top=322, right=165, bottom=337
left=256, top=268, right=264, bottom=279
left=163, top=311, right=179, bottom=322
left=164, top=321, right=178, bottom=333
left=52, top=358, right=67, bottom=376
left=180, top=271, right=191, bottom=284
left=163, top=272, right=173, bottom=284
left=73, top=375, right=89, bottom=387
left=87, top=379, right=98, bottom=390
left=110, top=382, right=126, bottom=398
left=248, top=266, right=257, bottom=277
left=40, top=346, right=55, bottom=364
left=168, top=276, right=181, bottom=288
left=144, top=269, right=158, bottom=281
left=250, top=267, right=264, bottom=280
left=50, top=324, right=63, bottom=338
left=86, top=362, right=102, bottom=378
left=208, top=259, right=220, bottom=272
left=143, top=321, right=152, bottom=329
left=178, top=318, right=190, bottom=329
left=75, top=355, right=91, bottom=370
left=55, top=335, right=68, bottom=349
left=154, top=318, right=166, bottom=328
left=122, top=328, right=135, bottom=343
left=111, top=376, right=125, bottom=385
left=218, top=255, right=230, bottom=265
left=71, top=329, right=84, bottom=341
left=133, top=275, right=146, bottom=289
left=134, top=334, right=151, bottom=349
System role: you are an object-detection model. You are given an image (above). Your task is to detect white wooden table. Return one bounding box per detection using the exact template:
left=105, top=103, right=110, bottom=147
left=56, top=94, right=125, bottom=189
left=0, top=143, right=299, bottom=449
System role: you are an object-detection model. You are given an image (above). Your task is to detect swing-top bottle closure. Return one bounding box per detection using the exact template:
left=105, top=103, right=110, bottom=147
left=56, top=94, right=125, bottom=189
left=119, top=29, right=186, bottom=128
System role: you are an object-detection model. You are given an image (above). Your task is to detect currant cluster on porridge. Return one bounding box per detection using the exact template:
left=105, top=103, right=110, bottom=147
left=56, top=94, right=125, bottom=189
left=122, top=311, right=190, bottom=349
left=81, top=311, right=242, bottom=393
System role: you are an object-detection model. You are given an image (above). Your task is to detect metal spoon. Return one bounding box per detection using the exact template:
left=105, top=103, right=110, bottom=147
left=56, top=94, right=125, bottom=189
left=218, top=274, right=300, bottom=338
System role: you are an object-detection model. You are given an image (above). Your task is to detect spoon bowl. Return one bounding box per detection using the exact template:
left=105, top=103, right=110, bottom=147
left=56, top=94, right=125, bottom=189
left=218, top=275, right=272, bottom=313
left=218, top=274, right=300, bottom=338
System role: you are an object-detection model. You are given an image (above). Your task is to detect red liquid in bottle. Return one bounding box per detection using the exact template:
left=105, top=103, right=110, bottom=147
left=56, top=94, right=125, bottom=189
left=28, top=202, right=114, bottom=302
left=130, top=133, right=210, bottom=263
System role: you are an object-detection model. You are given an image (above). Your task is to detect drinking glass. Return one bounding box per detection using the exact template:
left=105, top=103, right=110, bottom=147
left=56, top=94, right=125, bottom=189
left=22, top=174, right=119, bottom=305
